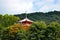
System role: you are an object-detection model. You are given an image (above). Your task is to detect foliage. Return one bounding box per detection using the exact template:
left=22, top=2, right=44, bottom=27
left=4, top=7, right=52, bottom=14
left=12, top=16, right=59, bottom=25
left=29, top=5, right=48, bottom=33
left=6, top=21, right=60, bottom=40
left=0, top=14, right=19, bottom=40
left=0, top=14, right=19, bottom=27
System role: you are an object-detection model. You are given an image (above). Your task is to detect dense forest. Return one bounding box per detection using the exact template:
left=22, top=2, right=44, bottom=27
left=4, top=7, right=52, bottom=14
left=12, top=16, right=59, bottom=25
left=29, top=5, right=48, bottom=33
left=15, top=11, right=60, bottom=23
left=0, top=11, right=60, bottom=40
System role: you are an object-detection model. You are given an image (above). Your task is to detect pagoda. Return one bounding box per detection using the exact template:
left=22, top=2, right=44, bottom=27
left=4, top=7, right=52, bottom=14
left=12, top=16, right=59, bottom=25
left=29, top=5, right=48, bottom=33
left=19, top=13, right=33, bottom=30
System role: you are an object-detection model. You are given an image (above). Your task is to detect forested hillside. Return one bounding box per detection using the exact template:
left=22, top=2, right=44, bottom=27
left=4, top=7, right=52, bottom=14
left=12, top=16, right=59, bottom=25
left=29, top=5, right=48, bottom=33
left=15, top=11, right=60, bottom=23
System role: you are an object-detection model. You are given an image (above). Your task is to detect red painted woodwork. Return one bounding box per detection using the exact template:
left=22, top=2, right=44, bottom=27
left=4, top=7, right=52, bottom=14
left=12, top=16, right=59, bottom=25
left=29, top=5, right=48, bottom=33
left=21, top=20, right=32, bottom=24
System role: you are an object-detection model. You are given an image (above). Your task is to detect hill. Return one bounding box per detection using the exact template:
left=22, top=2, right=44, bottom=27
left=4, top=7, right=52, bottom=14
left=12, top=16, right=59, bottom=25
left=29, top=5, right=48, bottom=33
left=14, top=11, right=60, bottom=23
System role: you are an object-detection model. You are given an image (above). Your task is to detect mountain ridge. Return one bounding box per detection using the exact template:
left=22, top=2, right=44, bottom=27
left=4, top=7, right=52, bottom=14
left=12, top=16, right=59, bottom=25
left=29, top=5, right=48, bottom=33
left=14, top=11, right=60, bottom=23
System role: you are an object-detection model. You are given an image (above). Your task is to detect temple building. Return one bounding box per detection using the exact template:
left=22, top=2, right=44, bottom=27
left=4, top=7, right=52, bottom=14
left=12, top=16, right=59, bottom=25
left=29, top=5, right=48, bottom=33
left=19, top=17, right=33, bottom=26
left=19, top=13, right=33, bottom=30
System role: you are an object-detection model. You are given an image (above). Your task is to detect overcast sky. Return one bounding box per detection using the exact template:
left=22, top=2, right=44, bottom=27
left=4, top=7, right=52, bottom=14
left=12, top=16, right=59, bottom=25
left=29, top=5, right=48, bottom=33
left=0, top=0, right=60, bottom=14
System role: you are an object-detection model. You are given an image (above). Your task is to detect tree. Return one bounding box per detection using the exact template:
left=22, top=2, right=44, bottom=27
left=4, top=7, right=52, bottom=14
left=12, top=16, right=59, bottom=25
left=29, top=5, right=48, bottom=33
left=0, top=14, right=19, bottom=27
left=49, top=21, right=60, bottom=38
left=34, top=21, right=47, bottom=29
left=0, top=14, right=20, bottom=40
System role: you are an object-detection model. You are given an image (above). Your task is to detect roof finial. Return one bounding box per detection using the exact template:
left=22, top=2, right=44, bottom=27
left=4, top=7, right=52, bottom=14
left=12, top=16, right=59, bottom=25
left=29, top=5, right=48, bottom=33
left=25, top=11, right=27, bottom=19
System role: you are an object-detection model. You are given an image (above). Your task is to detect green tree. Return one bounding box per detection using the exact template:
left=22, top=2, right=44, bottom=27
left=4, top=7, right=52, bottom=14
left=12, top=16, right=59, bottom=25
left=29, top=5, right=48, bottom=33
left=0, top=14, right=20, bottom=40
left=0, top=14, right=19, bottom=27
left=49, top=21, right=60, bottom=38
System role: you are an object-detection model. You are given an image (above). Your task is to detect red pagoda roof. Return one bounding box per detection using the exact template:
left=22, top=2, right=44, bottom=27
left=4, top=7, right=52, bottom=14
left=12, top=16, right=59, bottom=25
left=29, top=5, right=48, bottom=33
left=19, top=18, right=33, bottom=23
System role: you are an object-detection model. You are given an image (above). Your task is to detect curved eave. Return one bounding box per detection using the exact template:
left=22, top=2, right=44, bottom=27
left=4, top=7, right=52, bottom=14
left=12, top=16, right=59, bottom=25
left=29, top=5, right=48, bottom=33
left=19, top=18, right=33, bottom=23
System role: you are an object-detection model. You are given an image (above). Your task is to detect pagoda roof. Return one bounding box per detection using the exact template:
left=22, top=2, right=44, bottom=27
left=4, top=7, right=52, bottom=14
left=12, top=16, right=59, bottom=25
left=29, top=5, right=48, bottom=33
left=19, top=18, right=33, bottom=22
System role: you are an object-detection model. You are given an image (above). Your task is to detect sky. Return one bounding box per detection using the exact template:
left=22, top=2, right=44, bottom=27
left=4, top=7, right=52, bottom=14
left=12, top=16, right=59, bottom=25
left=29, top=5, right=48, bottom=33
left=0, top=0, right=60, bottom=15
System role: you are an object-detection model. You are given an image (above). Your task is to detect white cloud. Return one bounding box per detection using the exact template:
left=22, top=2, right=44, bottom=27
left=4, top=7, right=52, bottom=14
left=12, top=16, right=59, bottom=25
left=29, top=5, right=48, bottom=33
left=0, top=0, right=60, bottom=14
left=39, top=5, right=53, bottom=12
left=36, top=0, right=60, bottom=12
left=0, top=0, right=34, bottom=14
left=46, top=0, right=55, bottom=3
